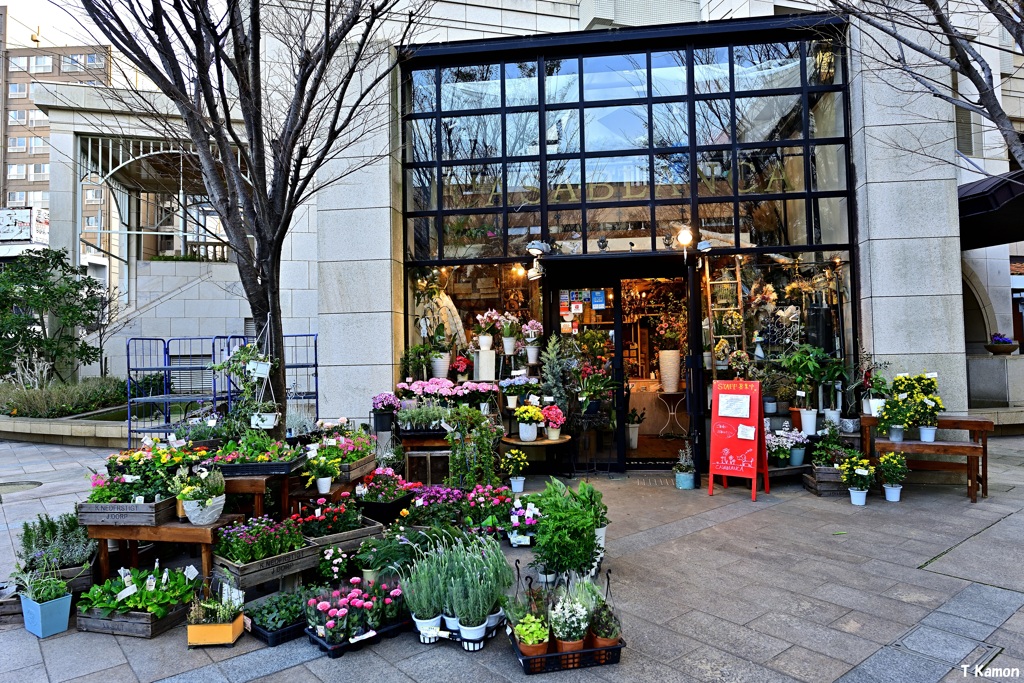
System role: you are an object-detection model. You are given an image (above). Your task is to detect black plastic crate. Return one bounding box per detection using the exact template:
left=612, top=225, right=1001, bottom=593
left=246, top=619, right=306, bottom=647
left=507, top=630, right=626, bottom=675
left=305, top=619, right=412, bottom=659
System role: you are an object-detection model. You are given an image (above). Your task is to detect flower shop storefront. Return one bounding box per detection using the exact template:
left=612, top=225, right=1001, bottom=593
left=401, top=15, right=856, bottom=471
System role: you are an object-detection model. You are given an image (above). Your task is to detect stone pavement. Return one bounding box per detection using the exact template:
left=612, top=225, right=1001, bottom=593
left=1, top=437, right=1024, bottom=682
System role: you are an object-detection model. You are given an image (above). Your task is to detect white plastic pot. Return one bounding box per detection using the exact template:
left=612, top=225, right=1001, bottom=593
left=506, top=395, right=519, bottom=409
left=251, top=412, right=279, bottom=429
left=412, top=613, right=442, bottom=644
left=546, top=427, right=561, bottom=440
left=502, top=336, right=516, bottom=355
left=518, top=423, right=538, bottom=442
left=823, top=409, right=841, bottom=427
left=849, top=488, right=867, bottom=506
left=884, top=484, right=902, bottom=502
left=510, top=476, right=525, bottom=493
left=526, top=344, right=540, bottom=364
left=479, top=335, right=493, bottom=351
left=316, top=477, right=332, bottom=494
left=799, top=409, right=818, bottom=436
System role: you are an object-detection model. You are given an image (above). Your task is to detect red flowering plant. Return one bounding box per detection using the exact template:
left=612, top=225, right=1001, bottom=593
left=361, top=467, right=420, bottom=504
left=541, top=404, right=565, bottom=429
left=451, top=355, right=472, bottom=374
left=292, top=494, right=362, bottom=539
left=461, top=483, right=514, bottom=534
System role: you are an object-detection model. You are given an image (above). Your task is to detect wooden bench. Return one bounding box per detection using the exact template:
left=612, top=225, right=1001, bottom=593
left=860, top=415, right=993, bottom=503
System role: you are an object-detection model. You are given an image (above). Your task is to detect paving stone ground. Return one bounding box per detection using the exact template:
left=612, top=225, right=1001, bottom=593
left=2, top=436, right=1024, bottom=682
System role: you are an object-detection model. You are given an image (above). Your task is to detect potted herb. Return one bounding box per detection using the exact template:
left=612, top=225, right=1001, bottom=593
left=542, top=404, right=565, bottom=440
left=672, top=447, right=696, bottom=489
left=514, top=405, right=544, bottom=442
left=502, top=448, right=529, bottom=493
left=371, top=392, right=400, bottom=432
left=304, top=453, right=341, bottom=494
left=572, top=481, right=610, bottom=559
left=625, top=408, right=645, bottom=450
left=878, top=451, right=909, bottom=502
left=11, top=563, right=72, bottom=638
left=186, top=573, right=244, bottom=647
left=985, top=332, right=1019, bottom=355
left=402, top=557, right=444, bottom=643
left=178, top=467, right=226, bottom=525
left=245, top=591, right=310, bottom=646
left=838, top=453, right=875, bottom=506
left=17, top=513, right=96, bottom=593
left=451, top=561, right=491, bottom=647
left=531, top=480, right=599, bottom=579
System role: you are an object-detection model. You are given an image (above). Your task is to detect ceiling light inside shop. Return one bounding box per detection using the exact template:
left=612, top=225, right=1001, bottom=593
left=677, top=227, right=694, bottom=246
left=526, top=240, right=551, bottom=256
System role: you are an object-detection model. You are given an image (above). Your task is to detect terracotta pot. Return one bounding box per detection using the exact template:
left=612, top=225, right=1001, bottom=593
left=517, top=638, right=549, bottom=673
left=590, top=631, right=620, bottom=664
left=788, top=407, right=802, bottom=431
left=555, top=638, right=584, bottom=669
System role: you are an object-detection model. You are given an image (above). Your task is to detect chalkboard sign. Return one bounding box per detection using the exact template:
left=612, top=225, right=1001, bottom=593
left=708, top=380, right=769, bottom=501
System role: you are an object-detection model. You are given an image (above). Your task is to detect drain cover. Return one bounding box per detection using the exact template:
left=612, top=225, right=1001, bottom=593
left=636, top=477, right=673, bottom=486
left=0, top=481, right=42, bottom=502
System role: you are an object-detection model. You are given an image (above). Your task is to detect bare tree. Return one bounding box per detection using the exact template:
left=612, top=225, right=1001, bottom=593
left=86, top=288, right=133, bottom=377
left=76, top=0, right=430, bottom=432
left=829, top=0, right=1024, bottom=169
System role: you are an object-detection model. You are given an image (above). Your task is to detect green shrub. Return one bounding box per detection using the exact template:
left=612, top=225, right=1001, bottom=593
left=0, top=376, right=132, bottom=418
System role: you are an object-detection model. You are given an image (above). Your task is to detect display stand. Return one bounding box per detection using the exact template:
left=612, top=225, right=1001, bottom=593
left=655, top=391, right=688, bottom=436
left=708, top=380, right=769, bottom=501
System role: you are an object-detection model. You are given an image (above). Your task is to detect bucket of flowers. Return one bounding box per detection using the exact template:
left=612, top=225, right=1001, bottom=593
left=513, top=405, right=545, bottom=442
left=837, top=453, right=875, bottom=506
left=357, top=467, right=419, bottom=524
left=371, top=393, right=401, bottom=432
left=502, top=449, right=529, bottom=493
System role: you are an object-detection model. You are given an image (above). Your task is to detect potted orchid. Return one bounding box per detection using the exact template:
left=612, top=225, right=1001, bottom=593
left=541, top=404, right=565, bottom=440
left=371, top=392, right=400, bottom=432
left=499, top=313, right=521, bottom=355
left=474, top=309, right=501, bottom=351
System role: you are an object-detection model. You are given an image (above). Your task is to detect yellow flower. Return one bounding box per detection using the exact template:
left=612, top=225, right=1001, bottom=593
left=400, top=509, right=409, bottom=517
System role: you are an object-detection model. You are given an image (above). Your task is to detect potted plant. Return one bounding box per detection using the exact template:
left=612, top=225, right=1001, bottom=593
left=985, top=332, right=1019, bottom=355
left=304, top=453, right=341, bottom=494
left=402, top=558, right=443, bottom=643
left=905, top=374, right=944, bottom=442
left=877, top=393, right=912, bottom=442
left=781, top=344, right=831, bottom=436
left=402, top=343, right=435, bottom=381
left=500, top=313, right=521, bottom=355
left=878, top=452, right=909, bottom=502
left=12, top=563, right=72, bottom=638
left=474, top=309, right=501, bottom=351
left=821, top=357, right=848, bottom=427
left=451, top=354, right=472, bottom=382
left=186, top=574, right=245, bottom=647
left=766, top=432, right=794, bottom=467
left=17, top=513, right=96, bottom=593
left=625, top=408, right=645, bottom=450
left=514, top=405, right=545, bottom=442
left=76, top=567, right=200, bottom=637
left=358, top=467, right=417, bottom=524
left=523, top=319, right=544, bottom=363
left=577, top=368, right=617, bottom=414
left=513, top=613, right=550, bottom=661
left=245, top=590, right=311, bottom=646
left=451, top=563, right=490, bottom=648
left=177, top=467, right=227, bottom=525
left=500, top=375, right=541, bottom=409
left=838, top=453, right=875, bottom=506
left=542, top=404, right=565, bottom=440
left=214, top=516, right=316, bottom=589
left=550, top=591, right=589, bottom=668
left=531, top=479, right=599, bottom=580
left=371, top=392, right=400, bottom=432
left=589, top=600, right=622, bottom=664
left=502, top=448, right=529, bottom=493
left=787, top=431, right=809, bottom=466
left=429, top=323, right=453, bottom=378
left=672, top=447, right=696, bottom=489
left=775, top=381, right=796, bottom=414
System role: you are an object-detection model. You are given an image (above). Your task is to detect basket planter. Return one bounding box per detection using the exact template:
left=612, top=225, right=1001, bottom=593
left=21, top=594, right=71, bottom=639
left=77, top=497, right=176, bottom=527
left=251, top=412, right=280, bottom=429
left=508, top=630, right=625, bottom=675
left=214, top=544, right=320, bottom=589
left=77, top=604, right=189, bottom=638
left=246, top=618, right=306, bottom=647
left=303, top=518, right=385, bottom=551
left=338, top=453, right=377, bottom=483
left=217, top=454, right=307, bottom=477
left=358, top=493, right=415, bottom=525
left=183, top=495, right=226, bottom=526
left=187, top=614, right=245, bottom=647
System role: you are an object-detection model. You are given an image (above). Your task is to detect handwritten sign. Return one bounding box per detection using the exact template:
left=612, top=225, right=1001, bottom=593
left=709, top=380, right=769, bottom=501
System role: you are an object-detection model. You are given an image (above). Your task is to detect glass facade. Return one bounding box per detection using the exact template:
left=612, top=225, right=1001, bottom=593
left=403, top=36, right=849, bottom=262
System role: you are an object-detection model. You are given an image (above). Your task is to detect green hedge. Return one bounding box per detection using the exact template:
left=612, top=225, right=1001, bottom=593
left=0, top=377, right=133, bottom=419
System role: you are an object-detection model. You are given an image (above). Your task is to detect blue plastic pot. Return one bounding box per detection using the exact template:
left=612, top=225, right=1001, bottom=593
left=675, top=472, right=695, bottom=490
left=20, top=593, right=71, bottom=639
left=789, top=447, right=806, bottom=467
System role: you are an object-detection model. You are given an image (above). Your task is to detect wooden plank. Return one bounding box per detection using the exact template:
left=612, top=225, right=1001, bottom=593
left=214, top=544, right=320, bottom=588
left=304, top=518, right=384, bottom=550
left=77, top=498, right=176, bottom=527
left=224, top=476, right=272, bottom=495
left=339, top=453, right=376, bottom=473
left=85, top=515, right=243, bottom=543
left=875, top=439, right=982, bottom=455
left=338, top=457, right=377, bottom=483
left=861, top=415, right=994, bottom=431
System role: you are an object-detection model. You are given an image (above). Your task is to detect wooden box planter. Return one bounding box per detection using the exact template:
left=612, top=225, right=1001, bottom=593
left=77, top=498, right=176, bottom=527
left=218, top=455, right=307, bottom=477
left=0, top=594, right=20, bottom=617
left=214, top=544, right=320, bottom=589
left=304, top=518, right=384, bottom=551
left=359, top=494, right=415, bottom=526
left=187, top=613, right=245, bottom=647
left=337, top=453, right=377, bottom=483
left=245, top=617, right=306, bottom=647
left=59, top=559, right=95, bottom=593
left=802, top=465, right=847, bottom=497
left=77, top=603, right=189, bottom=638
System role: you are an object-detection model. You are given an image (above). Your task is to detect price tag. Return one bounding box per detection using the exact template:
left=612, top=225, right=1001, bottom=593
left=350, top=629, right=378, bottom=643
left=420, top=625, right=441, bottom=639
left=355, top=484, right=366, bottom=497
left=162, top=568, right=169, bottom=586
left=122, top=474, right=140, bottom=483
left=142, top=437, right=153, bottom=447
left=153, top=442, right=167, bottom=451
left=440, top=420, right=454, bottom=433
left=898, top=393, right=908, bottom=400
left=188, top=417, right=200, bottom=426
left=146, top=575, right=156, bottom=592
left=526, top=503, right=537, bottom=513
left=184, top=565, right=200, bottom=581
left=896, top=372, right=909, bottom=377
left=326, top=438, right=337, bottom=447
left=314, top=508, right=322, bottom=517
left=796, top=390, right=806, bottom=398
left=926, top=372, right=938, bottom=379
left=243, top=615, right=252, bottom=632
left=416, top=498, right=424, bottom=507
left=171, top=439, right=186, bottom=448
left=307, top=443, right=319, bottom=452
left=923, top=398, right=936, bottom=407
left=316, top=625, right=325, bottom=637
left=207, top=418, right=218, bottom=427
left=169, top=432, right=177, bottom=442
left=116, top=583, right=138, bottom=601
left=134, top=496, right=145, bottom=504
left=118, top=567, right=131, bottom=582
left=543, top=396, right=554, bottom=404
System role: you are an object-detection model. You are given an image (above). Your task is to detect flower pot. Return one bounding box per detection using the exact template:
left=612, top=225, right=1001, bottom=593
left=556, top=638, right=585, bottom=669
left=182, top=494, right=225, bottom=526
left=788, top=407, right=802, bottom=431
left=884, top=483, right=902, bottom=502
left=187, top=614, right=244, bottom=646
left=675, top=471, right=695, bottom=489
left=20, top=593, right=71, bottom=639
left=412, top=613, right=442, bottom=644
left=849, top=488, right=867, bottom=506
left=919, top=426, right=937, bottom=442
left=526, top=344, right=540, bottom=364
left=372, top=411, right=393, bottom=433
left=840, top=417, right=860, bottom=434
left=362, top=568, right=378, bottom=584
left=176, top=498, right=187, bottom=522
left=460, top=621, right=487, bottom=650
left=627, top=423, right=640, bottom=450
left=251, top=412, right=280, bottom=429
left=479, top=402, right=491, bottom=416
left=799, top=409, right=818, bottom=436
left=888, top=425, right=905, bottom=442
left=538, top=570, right=556, bottom=585
left=479, top=335, right=494, bottom=351
left=763, top=397, right=777, bottom=415
left=595, top=525, right=608, bottom=556
left=518, top=422, right=538, bottom=442
left=789, top=447, right=806, bottom=467
left=506, top=395, right=519, bottom=409
left=703, top=351, right=713, bottom=370
left=443, top=614, right=460, bottom=631
left=659, top=350, right=681, bottom=393
left=486, top=607, right=505, bottom=630
left=518, top=638, right=550, bottom=672
left=584, top=399, right=602, bottom=415
left=316, top=477, right=333, bottom=494
left=546, top=426, right=561, bottom=440
left=823, top=409, right=841, bottom=427
left=985, top=343, right=1019, bottom=355
left=591, top=631, right=620, bottom=664
left=502, top=336, right=517, bottom=355
left=430, top=356, right=450, bottom=379
left=510, top=476, right=525, bottom=493
left=869, top=398, right=886, bottom=417
left=246, top=360, right=271, bottom=379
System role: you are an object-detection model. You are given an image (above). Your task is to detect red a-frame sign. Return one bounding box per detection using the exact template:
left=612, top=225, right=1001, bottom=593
left=708, top=380, right=769, bottom=501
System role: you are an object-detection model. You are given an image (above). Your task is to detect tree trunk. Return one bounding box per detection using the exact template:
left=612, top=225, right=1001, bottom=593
left=251, top=254, right=288, bottom=439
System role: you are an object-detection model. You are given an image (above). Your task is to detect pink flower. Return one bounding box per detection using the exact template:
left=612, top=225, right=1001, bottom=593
left=384, top=598, right=392, bottom=605
left=307, top=598, right=316, bottom=607
left=326, top=620, right=335, bottom=629
left=350, top=577, right=361, bottom=585
left=332, top=590, right=341, bottom=598
left=328, top=608, right=338, bottom=617
left=338, top=598, right=349, bottom=607
left=364, top=601, right=374, bottom=609
left=390, top=588, right=402, bottom=597
left=351, top=599, right=364, bottom=608
left=316, top=497, right=327, bottom=505
left=338, top=608, right=348, bottom=617
left=317, top=601, right=330, bottom=612
left=470, top=501, right=476, bottom=507
left=381, top=584, right=388, bottom=591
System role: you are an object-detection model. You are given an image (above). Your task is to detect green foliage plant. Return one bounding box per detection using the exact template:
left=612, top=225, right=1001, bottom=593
left=246, top=591, right=309, bottom=631
left=513, top=614, right=549, bottom=645
left=10, top=562, right=69, bottom=604
left=780, top=344, right=831, bottom=408
left=77, top=567, right=199, bottom=618
left=531, top=478, right=598, bottom=576
left=18, top=513, right=96, bottom=571
left=445, top=405, right=501, bottom=488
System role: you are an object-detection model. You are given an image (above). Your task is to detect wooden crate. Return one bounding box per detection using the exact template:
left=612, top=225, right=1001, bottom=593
left=60, top=561, right=95, bottom=593
left=338, top=453, right=377, bottom=483
left=77, top=498, right=176, bottom=527
left=0, top=595, right=20, bottom=616
left=77, top=603, right=188, bottom=638
left=214, top=544, right=320, bottom=588
left=304, top=518, right=384, bottom=551
left=802, top=473, right=848, bottom=497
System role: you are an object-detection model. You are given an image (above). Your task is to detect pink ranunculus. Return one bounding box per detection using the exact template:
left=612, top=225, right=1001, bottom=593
left=351, top=599, right=364, bottom=608
left=364, top=601, right=374, bottom=609
left=317, top=601, right=331, bottom=612
left=338, top=608, right=348, bottom=617
left=350, top=577, right=361, bottom=585
left=384, top=598, right=392, bottom=605
left=326, top=620, right=335, bottom=629
left=317, top=497, right=327, bottom=505
left=332, top=590, right=341, bottom=598
left=390, top=588, right=402, bottom=597
left=307, top=598, right=316, bottom=607
left=328, top=608, right=338, bottom=617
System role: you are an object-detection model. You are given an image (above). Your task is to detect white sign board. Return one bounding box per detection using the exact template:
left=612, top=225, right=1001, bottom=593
left=0, top=208, right=31, bottom=241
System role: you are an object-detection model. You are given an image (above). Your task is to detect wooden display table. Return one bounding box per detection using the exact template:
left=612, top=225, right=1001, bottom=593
left=87, top=514, right=243, bottom=581
left=860, top=415, right=993, bottom=503
left=223, top=474, right=290, bottom=518
left=501, top=435, right=572, bottom=448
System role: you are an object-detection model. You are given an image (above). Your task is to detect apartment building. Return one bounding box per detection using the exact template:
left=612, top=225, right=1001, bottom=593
left=0, top=10, right=112, bottom=269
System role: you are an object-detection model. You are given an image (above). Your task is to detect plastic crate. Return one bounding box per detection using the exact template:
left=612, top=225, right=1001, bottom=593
left=507, top=629, right=625, bottom=675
